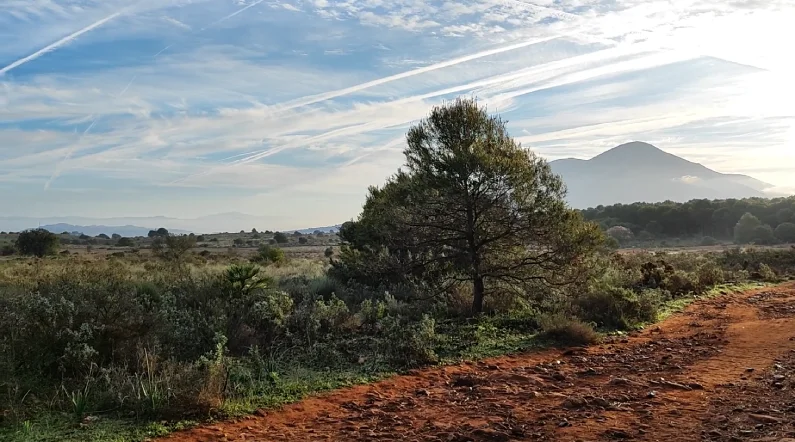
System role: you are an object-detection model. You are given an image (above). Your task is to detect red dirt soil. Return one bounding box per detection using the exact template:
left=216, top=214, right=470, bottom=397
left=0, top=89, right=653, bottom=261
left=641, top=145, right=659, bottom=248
left=159, top=283, right=795, bottom=442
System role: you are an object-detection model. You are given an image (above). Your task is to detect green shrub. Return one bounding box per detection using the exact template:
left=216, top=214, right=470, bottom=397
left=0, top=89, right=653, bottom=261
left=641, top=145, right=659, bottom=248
left=700, top=236, right=718, bottom=246
left=251, top=245, right=285, bottom=265
left=574, top=286, right=661, bottom=329
left=378, top=314, right=438, bottom=367
left=15, top=228, right=59, bottom=257
left=537, top=313, right=599, bottom=346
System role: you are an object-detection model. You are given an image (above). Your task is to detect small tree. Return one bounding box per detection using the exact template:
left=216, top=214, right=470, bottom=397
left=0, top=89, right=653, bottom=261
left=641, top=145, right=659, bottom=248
left=273, top=232, right=288, bottom=244
left=774, top=222, right=795, bottom=243
left=324, top=247, right=334, bottom=258
left=251, top=228, right=258, bottom=234
left=734, top=212, right=762, bottom=244
left=97, top=233, right=110, bottom=240
left=333, top=98, right=603, bottom=313
left=151, top=234, right=196, bottom=261
left=16, top=228, right=60, bottom=257
left=298, top=236, right=308, bottom=244
left=117, top=237, right=135, bottom=247
left=111, top=233, right=122, bottom=239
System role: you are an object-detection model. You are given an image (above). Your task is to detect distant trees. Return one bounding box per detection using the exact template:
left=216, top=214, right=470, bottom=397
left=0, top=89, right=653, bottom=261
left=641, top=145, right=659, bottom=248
left=332, top=98, right=603, bottom=313
left=273, top=232, right=288, bottom=244
left=97, top=233, right=110, bottom=240
left=116, top=237, right=135, bottom=247
left=582, top=196, right=795, bottom=244
left=16, top=228, right=60, bottom=257
left=734, top=213, right=762, bottom=244
left=148, top=228, right=169, bottom=238
left=775, top=222, right=795, bottom=243
left=298, top=236, right=308, bottom=244
left=111, top=233, right=122, bottom=240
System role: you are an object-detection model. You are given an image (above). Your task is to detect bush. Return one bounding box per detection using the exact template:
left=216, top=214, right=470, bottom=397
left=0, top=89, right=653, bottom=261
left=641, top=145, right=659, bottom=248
left=273, top=232, right=288, bottom=244
left=117, top=237, right=135, bottom=247
left=251, top=245, right=285, bottom=265
left=574, top=286, right=661, bottom=329
left=378, top=314, right=438, bottom=367
left=700, top=236, right=718, bottom=246
left=537, top=313, right=599, bottom=346
left=15, top=228, right=59, bottom=257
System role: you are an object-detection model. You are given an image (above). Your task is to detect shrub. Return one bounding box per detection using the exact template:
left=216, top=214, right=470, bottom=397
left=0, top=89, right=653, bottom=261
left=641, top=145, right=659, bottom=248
left=378, top=314, right=438, bottom=367
left=700, top=236, right=718, bottom=246
left=324, top=247, right=334, bottom=258
left=15, top=228, right=59, bottom=257
left=117, top=237, right=135, bottom=247
left=537, top=313, right=599, bottom=346
left=298, top=236, right=308, bottom=244
left=273, top=232, right=288, bottom=244
left=574, top=286, right=661, bottom=329
left=251, top=245, right=285, bottom=265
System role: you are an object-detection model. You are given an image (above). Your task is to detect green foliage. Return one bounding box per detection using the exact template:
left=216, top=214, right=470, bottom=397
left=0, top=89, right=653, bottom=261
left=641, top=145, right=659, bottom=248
left=537, top=313, right=599, bottom=346
left=774, top=222, right=795, bottom=243
left=700, top=236, right=718, bottom=246
left=581, top=196, right=795, bottom=243
left=298, top=236, right=308, bottom=244
left=734, top=212, right=762, bottom=244
left=117, top=237, right=135, bottom=247
left=332, top=98, right=603, bottom=313
left=251, top=245, right=285, bottom=265
left=15, top=229, right=60, bottom=257
left=273, top=232, right=288, bottom=244
left=324, top=247, right=334, bottom=258
left=151, top=234, right=197, bottom=261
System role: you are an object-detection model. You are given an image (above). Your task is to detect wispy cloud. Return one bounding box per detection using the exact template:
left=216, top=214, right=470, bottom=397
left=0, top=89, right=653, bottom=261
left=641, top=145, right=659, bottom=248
left=1, top=0, right=793, bottom=228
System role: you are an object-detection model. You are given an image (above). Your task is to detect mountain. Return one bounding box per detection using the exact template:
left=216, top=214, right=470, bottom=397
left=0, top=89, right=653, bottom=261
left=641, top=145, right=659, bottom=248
left=0, top=212, right=293, bottom=235
left=291, top=224, right=342, bottom=234
left=38, top=224, right=189, bottom=237
left=549, top=142, right=778, bottom=208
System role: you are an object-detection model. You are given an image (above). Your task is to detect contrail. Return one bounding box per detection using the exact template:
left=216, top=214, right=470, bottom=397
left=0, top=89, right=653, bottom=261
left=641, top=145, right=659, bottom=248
left=0, top=11, right=124, bottom=76
left=44, top=119, right=98, bottom=190
left=201, top=0, right=268, bottom=30
left=269, top=34, right=566, bottom=113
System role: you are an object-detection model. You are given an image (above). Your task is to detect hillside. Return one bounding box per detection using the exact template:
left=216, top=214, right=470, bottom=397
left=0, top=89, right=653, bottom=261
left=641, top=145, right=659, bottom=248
left=549, top=142, right=775, bottom=208
left=39, top=223, right=190, bottom=237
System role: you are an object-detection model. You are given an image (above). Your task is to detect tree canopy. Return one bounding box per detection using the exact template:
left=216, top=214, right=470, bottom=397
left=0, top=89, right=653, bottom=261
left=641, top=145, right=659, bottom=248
left=16, top=228, right=60, bottom=257
left=331, top=98, right=603, bottom=313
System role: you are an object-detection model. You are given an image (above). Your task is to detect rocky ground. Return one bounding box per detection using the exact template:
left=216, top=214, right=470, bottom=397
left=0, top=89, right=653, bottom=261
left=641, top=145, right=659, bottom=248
left=159, top=283, right=795, bottom=442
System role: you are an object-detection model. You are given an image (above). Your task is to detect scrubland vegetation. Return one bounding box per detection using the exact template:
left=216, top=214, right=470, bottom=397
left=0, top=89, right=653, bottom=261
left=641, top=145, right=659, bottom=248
left=2, top=99, right=794, bottom=441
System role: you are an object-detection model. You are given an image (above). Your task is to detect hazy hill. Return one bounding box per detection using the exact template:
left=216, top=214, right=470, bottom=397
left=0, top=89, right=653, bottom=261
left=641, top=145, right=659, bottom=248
left=549, top=142, right=775, bottom=208
left=38, top=224, right=189, bottom=237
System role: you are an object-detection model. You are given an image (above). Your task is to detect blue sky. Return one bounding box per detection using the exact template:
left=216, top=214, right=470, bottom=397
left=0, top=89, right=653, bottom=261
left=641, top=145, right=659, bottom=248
left=1, top=0, right=794, bottom=230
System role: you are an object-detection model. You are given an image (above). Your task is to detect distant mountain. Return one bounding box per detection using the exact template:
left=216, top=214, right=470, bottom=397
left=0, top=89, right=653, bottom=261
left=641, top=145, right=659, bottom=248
left=549, top=141, right=778, bottom=208
left=291, top=224, right=342, bottom=234
left=38, top=224, right=189, bottom=237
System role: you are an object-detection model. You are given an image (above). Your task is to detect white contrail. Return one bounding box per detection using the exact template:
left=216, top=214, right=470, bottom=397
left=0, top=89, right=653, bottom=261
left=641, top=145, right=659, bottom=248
left=0, top=11, right=124, bottom=76
left=201, top=0, right=268, bottom=30
left=45, top=119, right=98, bottom=190
left=269, top=34, right=566, bottom=113
left=118, top=75, right=137, bottom=97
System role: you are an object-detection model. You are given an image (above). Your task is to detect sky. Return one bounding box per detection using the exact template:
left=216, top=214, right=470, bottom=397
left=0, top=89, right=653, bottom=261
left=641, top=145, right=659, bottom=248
left=1, top=0, right=794, bottom=230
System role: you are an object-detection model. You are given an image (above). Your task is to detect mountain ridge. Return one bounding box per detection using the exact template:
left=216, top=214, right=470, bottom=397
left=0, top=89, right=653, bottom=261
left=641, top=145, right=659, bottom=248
left=549, top=141, right=777, bottom=208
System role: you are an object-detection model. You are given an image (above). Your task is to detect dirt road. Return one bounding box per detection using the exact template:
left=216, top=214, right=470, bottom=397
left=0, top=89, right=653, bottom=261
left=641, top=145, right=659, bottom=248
left=160, top=283, right=795, bottom=442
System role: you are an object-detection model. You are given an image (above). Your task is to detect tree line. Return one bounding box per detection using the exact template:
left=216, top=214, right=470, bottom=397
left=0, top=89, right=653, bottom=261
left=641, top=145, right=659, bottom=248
left=582, top=197, right=795, bottom=243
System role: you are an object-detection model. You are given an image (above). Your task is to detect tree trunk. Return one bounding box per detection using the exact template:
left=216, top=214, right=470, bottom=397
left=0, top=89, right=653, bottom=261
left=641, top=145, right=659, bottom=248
left=472, top=275, right=485, bottom=313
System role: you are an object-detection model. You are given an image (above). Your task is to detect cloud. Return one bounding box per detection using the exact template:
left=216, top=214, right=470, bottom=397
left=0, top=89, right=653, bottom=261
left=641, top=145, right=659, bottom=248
left=1, top=0, right=793, bottom=228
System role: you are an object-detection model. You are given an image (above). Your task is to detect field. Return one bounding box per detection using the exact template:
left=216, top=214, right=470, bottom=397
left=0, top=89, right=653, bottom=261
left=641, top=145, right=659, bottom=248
left=160, top=283, right=795, bottom=442
left=1, top=238, right=794, bottom=442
